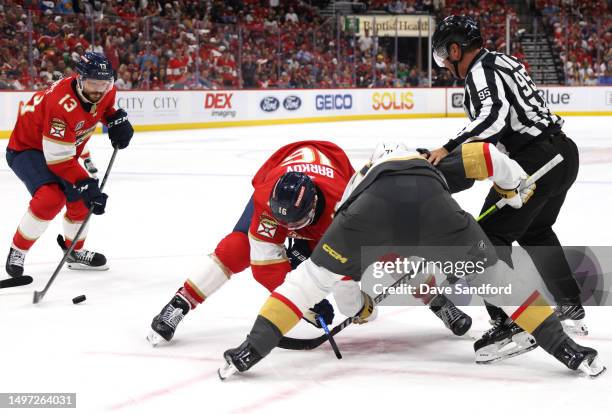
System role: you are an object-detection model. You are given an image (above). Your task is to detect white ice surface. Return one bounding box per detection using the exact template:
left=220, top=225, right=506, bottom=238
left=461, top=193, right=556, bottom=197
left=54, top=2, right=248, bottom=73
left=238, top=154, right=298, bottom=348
left=1, top=117, right=611, bottom=414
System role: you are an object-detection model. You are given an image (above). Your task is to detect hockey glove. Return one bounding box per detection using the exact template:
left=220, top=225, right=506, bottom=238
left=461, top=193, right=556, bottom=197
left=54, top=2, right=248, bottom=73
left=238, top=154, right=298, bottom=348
left=106, top=109, right=134, bottom=149
left=354, top=291, right=377, bottom=324
left=416, top=147, right=431, bottom=157
left=75, top=178, right=108, bottom=215
left=303, top=298, right=335, bottom=328
left=286, top=238, right=312, bottom=270
left=494, top=177, right=535, bottom=209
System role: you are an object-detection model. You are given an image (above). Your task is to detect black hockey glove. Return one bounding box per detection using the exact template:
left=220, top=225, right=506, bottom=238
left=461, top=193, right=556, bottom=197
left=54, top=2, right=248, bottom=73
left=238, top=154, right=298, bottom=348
left=416, top=147, right=431, bottom=157
left=75, top=178, right=108, bottom=215
left=286, top=238, right=312, bottom=270
left=303, top=298, right=335, bottom=328
left=106, top=109, right=133, bottom=149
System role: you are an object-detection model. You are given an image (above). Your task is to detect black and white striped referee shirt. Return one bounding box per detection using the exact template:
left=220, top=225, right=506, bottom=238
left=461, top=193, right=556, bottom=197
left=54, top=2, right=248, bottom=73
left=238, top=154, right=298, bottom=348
left=443, top=49, right=564, bottom=155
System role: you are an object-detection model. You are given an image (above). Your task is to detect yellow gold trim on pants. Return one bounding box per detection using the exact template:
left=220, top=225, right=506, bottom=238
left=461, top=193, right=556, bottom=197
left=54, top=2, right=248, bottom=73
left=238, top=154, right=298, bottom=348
left=514, top=295, right=554, bottom=333
left=259, top=296, right=300, bottom=335
left=461, top=142, right=489, bottom=179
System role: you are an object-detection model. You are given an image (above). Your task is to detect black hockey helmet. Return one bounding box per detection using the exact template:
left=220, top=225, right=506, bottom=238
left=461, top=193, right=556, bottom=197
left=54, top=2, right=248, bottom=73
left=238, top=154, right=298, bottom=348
left=432, top=15, right=483, bottom=68
left=269, top=172, right=318, bottom=230
left=75, top=51, right=114, bottom=81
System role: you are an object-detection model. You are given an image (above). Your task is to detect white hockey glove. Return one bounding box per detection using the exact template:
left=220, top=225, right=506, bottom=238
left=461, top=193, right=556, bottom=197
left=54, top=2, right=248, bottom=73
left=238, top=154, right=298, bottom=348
left=353, top=291, right=378, bottom=324
left=493, top=176, right=536, bottom=209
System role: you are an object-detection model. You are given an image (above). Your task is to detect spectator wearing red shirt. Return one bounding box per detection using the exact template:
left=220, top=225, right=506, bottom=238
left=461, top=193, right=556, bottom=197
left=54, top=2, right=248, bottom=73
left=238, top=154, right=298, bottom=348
left=167, top=50, right=189, bottom=83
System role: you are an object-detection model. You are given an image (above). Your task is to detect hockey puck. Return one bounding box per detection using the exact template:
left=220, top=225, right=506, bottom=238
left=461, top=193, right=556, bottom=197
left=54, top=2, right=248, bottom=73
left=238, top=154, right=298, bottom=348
left=72, top=295, right=86, bottom=304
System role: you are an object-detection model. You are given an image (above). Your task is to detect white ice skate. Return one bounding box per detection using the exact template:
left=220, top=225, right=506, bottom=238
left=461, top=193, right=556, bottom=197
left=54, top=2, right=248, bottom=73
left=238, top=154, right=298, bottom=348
left=561, top=319, right=589, bottom=336
left=578, top=356, right=606, bottom=378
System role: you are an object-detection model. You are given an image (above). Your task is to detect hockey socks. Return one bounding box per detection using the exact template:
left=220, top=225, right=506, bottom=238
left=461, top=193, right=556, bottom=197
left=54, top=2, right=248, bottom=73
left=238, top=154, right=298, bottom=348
left=180, top=254, right=231, bottom=310
left=12, top=184, right=66, bottom=251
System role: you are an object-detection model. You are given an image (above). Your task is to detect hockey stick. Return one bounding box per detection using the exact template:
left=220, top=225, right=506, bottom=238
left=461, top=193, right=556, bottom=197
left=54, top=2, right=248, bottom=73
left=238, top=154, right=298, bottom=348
left=279, top=269, right=415, bottom=350
left=33, top=147, right=119, bottom=304
left=317, top=315, right=342, bottom=359
left=0, top=275, right=34, bottom=289
left=278, top=154, right=566, bottom=351
left=477, top=154, right=564, bottom=222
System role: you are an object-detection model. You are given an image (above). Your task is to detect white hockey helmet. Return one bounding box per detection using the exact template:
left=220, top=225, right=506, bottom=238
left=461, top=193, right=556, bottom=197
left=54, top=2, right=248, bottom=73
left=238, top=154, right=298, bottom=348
left=369, top=141, right=408, bottom=164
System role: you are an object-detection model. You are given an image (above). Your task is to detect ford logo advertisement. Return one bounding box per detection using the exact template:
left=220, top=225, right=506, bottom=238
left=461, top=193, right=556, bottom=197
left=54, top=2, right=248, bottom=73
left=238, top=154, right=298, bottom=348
left=283, top=95, right=302, bottom=111
left=260, top=97, right=280, bottom=112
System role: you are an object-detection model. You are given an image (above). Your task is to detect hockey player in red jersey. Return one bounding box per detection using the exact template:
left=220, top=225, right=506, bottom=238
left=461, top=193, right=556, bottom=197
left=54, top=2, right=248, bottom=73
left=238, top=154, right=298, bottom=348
left=147, top=140, right=377, bottom=345
left=219, top=143, right=605, bottom=380
left=4, top=52, right=133, bottom=280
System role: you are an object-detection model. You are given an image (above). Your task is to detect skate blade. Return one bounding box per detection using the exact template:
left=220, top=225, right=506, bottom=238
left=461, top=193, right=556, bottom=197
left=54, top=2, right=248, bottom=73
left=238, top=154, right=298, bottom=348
left=578, top=356, right=606, bottom=378
left=146, top=330, right=164, bottom=347
left=475, top=333, right=538, bottom=365
left=218, top=361, right=239, bottom=381
left=562, top=320, right=589, bottom=336
left=67, top=263, right=109, bottom=271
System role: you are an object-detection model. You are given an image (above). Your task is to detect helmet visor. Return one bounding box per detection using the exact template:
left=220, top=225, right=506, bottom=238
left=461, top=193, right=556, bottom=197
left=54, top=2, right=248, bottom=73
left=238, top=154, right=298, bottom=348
left=433, top=45, right=449, bottom=68
left=82, top=77, right=113, bottom=94
left=277, top=195, right=317, bottom=231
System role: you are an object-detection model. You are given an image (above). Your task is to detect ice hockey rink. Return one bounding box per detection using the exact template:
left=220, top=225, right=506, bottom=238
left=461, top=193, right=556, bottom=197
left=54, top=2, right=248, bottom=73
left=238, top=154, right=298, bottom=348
left=1, top=116, right=611, bottom=414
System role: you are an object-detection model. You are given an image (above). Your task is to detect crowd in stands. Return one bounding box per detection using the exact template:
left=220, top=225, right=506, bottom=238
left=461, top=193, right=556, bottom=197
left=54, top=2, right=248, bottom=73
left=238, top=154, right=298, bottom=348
left=0, top=0, right=609, bottom=91
left=538, top=0, right=611, bottom=85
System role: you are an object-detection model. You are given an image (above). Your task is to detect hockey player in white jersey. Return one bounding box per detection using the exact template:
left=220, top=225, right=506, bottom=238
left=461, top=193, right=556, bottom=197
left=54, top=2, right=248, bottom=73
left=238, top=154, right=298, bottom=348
left=218, top=143, right=604, bottom=380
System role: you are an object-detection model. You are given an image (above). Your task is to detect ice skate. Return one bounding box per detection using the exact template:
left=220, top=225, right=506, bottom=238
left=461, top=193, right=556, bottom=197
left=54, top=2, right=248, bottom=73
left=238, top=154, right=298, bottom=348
left=556, top=300, right=588, bottom=336
left=474, top=315, right=537, bottom=364
left=554, top=338, right=606, bottom=377
left=147, top=293, right=190, bottom=346
left=5, top=246, right=26, bottom=277
left=218, top=340, right=263, bottom=380
left=57, top=235, right=108, bottom=271
left=429, top=295, right=472, bottom=336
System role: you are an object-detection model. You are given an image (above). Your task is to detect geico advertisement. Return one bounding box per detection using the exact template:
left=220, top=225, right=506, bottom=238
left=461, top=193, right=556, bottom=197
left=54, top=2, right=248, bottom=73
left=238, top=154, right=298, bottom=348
left=315, top=93, right=354, bottom=111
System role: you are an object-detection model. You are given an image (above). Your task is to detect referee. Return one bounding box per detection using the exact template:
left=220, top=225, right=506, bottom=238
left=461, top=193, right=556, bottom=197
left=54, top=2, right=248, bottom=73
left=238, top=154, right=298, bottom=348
left=427, top=15, right=585, bottom=363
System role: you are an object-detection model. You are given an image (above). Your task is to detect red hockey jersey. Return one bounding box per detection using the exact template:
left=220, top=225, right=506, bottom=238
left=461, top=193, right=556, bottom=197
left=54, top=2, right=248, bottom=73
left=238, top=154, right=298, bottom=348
left=8, top=76, right=117, bottom=184
left=248, top=140, right=355, bottom=290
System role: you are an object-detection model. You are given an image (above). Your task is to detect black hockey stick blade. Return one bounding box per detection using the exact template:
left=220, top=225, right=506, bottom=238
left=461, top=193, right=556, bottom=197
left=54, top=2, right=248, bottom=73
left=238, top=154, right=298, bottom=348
left=318, top=315, right=342, bottom=359
left=279, top=316, right=353, bottom=350
left=0, top=275, right=33, bottom=289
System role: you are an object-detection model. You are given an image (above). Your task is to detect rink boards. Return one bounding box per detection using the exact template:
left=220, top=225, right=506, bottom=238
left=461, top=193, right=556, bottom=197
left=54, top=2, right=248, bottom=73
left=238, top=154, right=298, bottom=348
left=0, top=86, right=610, bottom=137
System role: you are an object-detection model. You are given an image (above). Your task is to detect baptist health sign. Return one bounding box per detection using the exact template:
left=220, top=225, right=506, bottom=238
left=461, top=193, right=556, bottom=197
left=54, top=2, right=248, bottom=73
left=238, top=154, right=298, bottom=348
left=343, top=14, right=434, bottom=37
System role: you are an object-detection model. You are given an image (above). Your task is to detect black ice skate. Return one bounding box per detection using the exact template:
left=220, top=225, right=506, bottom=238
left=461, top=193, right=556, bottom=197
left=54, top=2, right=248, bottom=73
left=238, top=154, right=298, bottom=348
left=474, top=316, right=538, bottom=364
left=553, top=338, right=606, bottom=377
left=429, top=295, right=472, bottom=336
left=555, top=299, right=588, bottom=336
left=57, top=235, right=108, bottom=271
left=147, top=293, right=190, bottom=347
left=6, top=247, right=26, bottom=277
left=218, top=340, right=263, bottom=380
